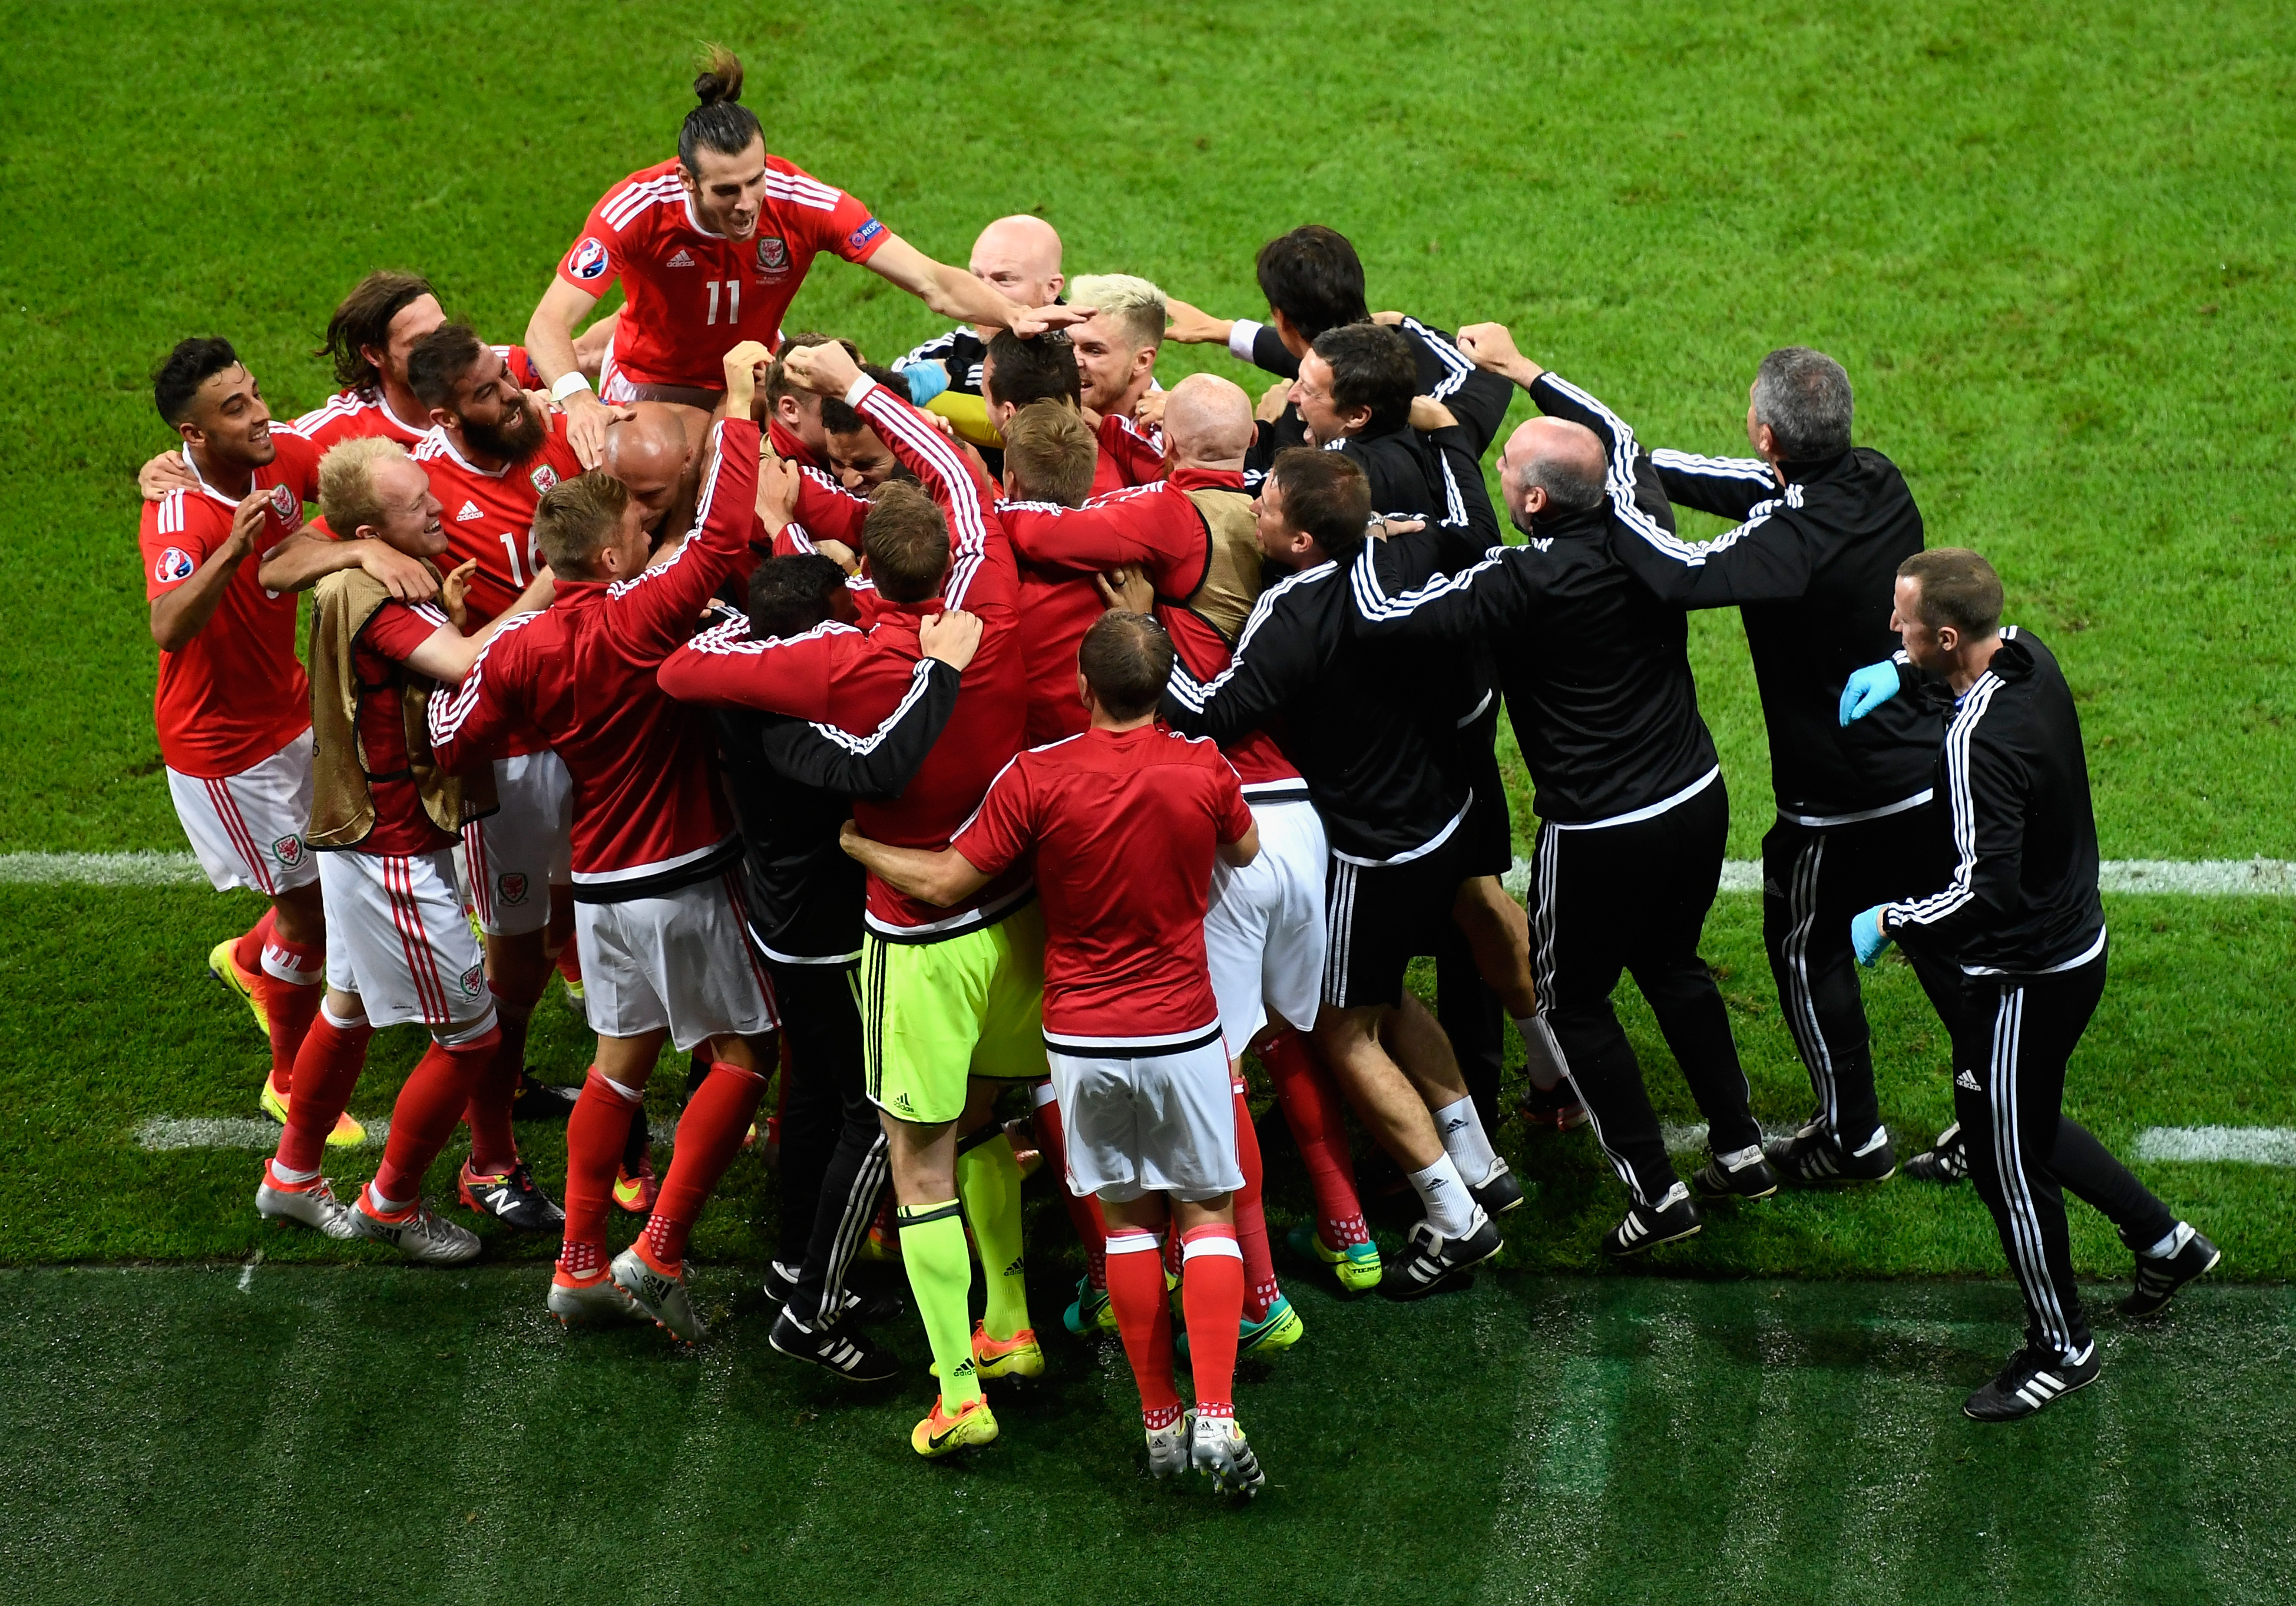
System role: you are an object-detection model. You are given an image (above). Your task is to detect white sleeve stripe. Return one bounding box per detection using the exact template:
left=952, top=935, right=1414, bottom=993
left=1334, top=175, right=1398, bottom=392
left=1649, top=447, right=1775, bottom=485
left=426, top=610, right=543, bottom=742
left=858, top=385, right=989, bottom=606
left=681, top=615, right=860, bottom=659
left=805, top=659, right=937, bottom=754
left=1399, top=316, right=1473, bottom=401
left=948, top=752, right=1024, bottom=841
left=607, top=422, right=727, bottom=599
left=1172, top=561, right=1333, bottom=707
left=1348, top=537, right=1505, bottom=623
left=1542, top=374, right=1710, bottom=562
left=1880, top=673, right=2003, bottom=929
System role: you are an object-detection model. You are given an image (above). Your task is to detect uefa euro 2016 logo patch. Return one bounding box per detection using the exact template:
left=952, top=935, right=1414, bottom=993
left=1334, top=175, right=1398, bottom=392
left=571, top=237, right=610, bottom=281
left=756, top=236, right=789, bottom=273
left=154, top=547, right=196, bottom=584
left=530, top=465, right=559, bottom=495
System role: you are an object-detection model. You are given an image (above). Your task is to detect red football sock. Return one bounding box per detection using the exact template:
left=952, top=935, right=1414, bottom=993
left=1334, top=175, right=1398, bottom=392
left=233, top=907, right=275, bottom=978
left=1031, top=1081, right=1110, bottom=1289
left=561, top=1068, right=643, bottom=1268
left=256, top=927, right=325, bottom=1099
left=1106, top=1226, right=1182, bottom=1427
left=1231, top=1076, right=1279, bottom=1320
left=1262, top=1030, right=1371, bottom=1248
left=1180, top=1224, right=1245, bottom=1419
left=553, top=943, right=581, bottom=986
left=640, top=1062, right=767, bottom=1271
left=372, top=1029, right=499, bottom=1207
left=463, top=994, right=526, bottom=1176
left=273, top=1011, right=371, bottom=1176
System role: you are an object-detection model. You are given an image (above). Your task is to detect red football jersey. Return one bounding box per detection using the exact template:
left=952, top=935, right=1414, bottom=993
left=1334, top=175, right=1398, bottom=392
left=139, top=436, right=323, bottom=779
left=559, top=156, right=888, bottom=392
left=954, top=725, right=1253, bottom=1044
left=291, top=346, right=538, bottom=451
left=349, top=600, right=460, bottom=856
left=411, top=411, right=584, bottom=626
left=428, top=421, right=762, bottom=885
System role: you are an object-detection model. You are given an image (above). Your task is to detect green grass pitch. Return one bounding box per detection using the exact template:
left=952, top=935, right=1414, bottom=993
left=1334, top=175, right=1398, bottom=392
left=1, top=2, right=2291, bottom=1600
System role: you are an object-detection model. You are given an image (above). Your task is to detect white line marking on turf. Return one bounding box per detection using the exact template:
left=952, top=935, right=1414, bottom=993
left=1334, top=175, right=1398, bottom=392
left=2134, top=1126, right=2296, bottom=1167
left=0, top=851, right=207, bottom=885
left=1496, top=856, right=2293, bottom=900
left=237, top=1250, right=262, bottom=1293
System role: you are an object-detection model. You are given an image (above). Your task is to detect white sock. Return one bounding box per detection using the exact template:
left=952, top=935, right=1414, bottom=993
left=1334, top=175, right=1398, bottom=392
left=269, top=1158, right=321, bottom=1186
left=365, top=1182, right=415, bottom=1217
left=1715, top=1144, right=1764, bottom=1172
left=1513, top=1013, right=1567, bottom=1091
left=1434, top=1097, right=1501, bottom=1185
left=2143, top=1221, right=2194, bottom=1260
left=1407, top=1154, right=1480, bottom=1237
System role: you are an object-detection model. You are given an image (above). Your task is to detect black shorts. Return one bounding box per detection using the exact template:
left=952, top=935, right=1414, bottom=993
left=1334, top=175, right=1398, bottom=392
left=1321, top=828, right=1467, bottom=1012
left=1454, top=695, right=1514, bottom=879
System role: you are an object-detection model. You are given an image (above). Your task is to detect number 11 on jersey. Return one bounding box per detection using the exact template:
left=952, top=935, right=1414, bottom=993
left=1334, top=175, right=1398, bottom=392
left=706, top=279, right=742, bottom=325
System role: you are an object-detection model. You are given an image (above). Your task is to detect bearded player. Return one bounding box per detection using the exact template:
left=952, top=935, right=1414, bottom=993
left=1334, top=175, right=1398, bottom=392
left=526, top=46, right=1084, bottom=469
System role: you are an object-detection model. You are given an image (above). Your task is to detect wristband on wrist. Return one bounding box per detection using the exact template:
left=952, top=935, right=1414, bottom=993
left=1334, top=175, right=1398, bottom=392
left=550, top=371, right=594, bottom=404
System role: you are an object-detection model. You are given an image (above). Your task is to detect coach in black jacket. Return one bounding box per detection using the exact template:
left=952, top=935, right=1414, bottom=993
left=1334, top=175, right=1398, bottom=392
left=1606, top=348, right=1943, bottom=1185
left=1351, top=325, right=1769, bottom=1256
left=1850, top=549, right=2215, bottom=1420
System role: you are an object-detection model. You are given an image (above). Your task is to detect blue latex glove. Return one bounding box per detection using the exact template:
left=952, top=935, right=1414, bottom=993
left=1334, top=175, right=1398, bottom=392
left=1851, top=904, right=1894, bottom=967
left=1838, top=659, right=1901, bottom=725
left=898, top=361, right=950, bottom=406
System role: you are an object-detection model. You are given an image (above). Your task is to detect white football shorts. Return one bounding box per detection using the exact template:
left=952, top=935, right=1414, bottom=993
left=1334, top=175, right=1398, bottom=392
left=1047, top=1026, right=1242, bottom=1204
left=575, top=871, right=779, bottom=1050
left=167, top=728, right=320, bottom=895
left=319, top=847, right=495, bottom=1032
left=1205, top=796, right=1328, bottom=1052
left=460, top=751, right=571, bottom=937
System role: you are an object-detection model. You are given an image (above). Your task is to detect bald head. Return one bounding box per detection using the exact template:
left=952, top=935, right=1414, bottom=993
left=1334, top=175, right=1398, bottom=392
left=603, top=402, right=696, bottom=527
left=1162, top=374, right=1256, bottom=470
left=1499, top=417, right=1607, bottom=525
left=969, top=215, right=1064, bottom=316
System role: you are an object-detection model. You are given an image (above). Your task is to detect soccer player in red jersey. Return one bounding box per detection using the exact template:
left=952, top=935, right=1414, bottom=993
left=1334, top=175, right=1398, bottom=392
left=430, top=346, right=781, bottom=1340
left=842, top=612, right=1270, bottom=1496
left=656, top=338, right=1041, bottom=1457
left=140, top=339, right=411, bottom=1145
left=250, top=437, right=554, bottom=1258
left=526, top=47, right=1083, bottom=469
left=1004, top=382, right=1368, bottom=1319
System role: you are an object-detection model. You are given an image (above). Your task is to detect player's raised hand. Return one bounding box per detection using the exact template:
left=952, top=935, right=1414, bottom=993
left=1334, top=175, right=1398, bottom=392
left=439, top=557, right=479, bottom=629
left=1255, top=379, right=1291, bottom=424
left=813, top=537, right=859, bottom=574
left=138, top=448, right=198, bottom=504
left=1161, top=298, right=1232, bottom=346
left=1132, top=389, right=1169, bottom=429
left=720, top=340, right=775, bottom=418
left=1094, top=566, right=1153, bottom=614
left=1371, top=516, right=1427, bottom=542
left=1009, top=301, right=1092, bottom=338
left=1371, top=309, right=1405, bottom=326
left=781, top=338, right=862, bottom=399
left=753, top=451, right=799, bottom=537
left=918, top=607, right=984, bottom=672
left=1408, top=395, right=1458, bottom=432
left=1456, top=323, right=1544, bottom=388
left=223, top=490, right=269, bottom=557
left=359, top=540, right=440, bottom=603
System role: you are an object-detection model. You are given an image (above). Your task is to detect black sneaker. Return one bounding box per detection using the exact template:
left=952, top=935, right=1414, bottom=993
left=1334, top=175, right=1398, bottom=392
left=2119, top=1227, right=2221, bottom=1317
left=1601, top=1183, right=1702, bottom=1256
left=835, top=1282, right=907, bottom=1325
left=763, top=1259, right=805, bottom=1304
left=768, top=1307, right=898, bottom=1384
left=1962, top=1343, right=2099, bottom=1422
left=1768, top=1120, right=1897, bottom=1187
left=1385, top=1214, right=1502, bottom=1300
left=1692, top=1148, right=1781, bottom=1201
left=508, top=1072, right=579, bottom=1123
left=456, top=1160, right=565, bottom=1232
left=1904, top=1123, right=1970, bottom=1185
left=1516, top=1082, right=1591, bottom=1132
left=1469, top=1159, right=1526, bottom=1217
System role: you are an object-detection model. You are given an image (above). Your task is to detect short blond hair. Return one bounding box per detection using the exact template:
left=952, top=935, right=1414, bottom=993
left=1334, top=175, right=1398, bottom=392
left=1001, top=401, right=1099, bottom=508
left=317, top=436, right=411, bottom=537
left=1068, top=273, right=1166, bottom=353
left=532, top=471, right=631, bottom=577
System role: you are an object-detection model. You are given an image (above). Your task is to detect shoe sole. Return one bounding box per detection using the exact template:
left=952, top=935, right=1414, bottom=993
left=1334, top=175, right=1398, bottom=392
left=976, top=1351, right=1045, bottom=1381
left=1604, top=1219, right=1703, bottom=1258
left=1777, top=1165, right=1896, bottom=1190
left=2119, top=1245, right=2222, bottom=1318
left=548, top=1286, right=640, bottom=1327
left=913, top=1412, right=999, bottom=1458
left=1694, top=1177, right=1780, bottom=1203
left=1388, top=1235, right=1504, bottom=1301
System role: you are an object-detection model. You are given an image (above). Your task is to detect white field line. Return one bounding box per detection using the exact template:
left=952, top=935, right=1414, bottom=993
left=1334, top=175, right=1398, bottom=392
left=135, top=1111, right=679, bottom=1151
left=2133, top=1126, right=2296, bottom=1167
left=4, top=851, right=2287, bottom=895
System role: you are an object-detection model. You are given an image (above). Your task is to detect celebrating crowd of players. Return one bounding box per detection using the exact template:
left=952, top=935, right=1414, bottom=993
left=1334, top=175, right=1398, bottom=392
left=133, top=49, right=2221, bottom=1486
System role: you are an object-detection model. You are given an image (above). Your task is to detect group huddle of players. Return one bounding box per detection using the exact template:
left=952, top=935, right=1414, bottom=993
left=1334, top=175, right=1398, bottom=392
left=135, top=49, right=2221, bottom=1488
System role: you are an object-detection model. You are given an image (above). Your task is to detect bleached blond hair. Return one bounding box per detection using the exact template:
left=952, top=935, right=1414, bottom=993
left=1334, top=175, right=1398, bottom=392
left=317, top=436, right=411, bottom=537
left=1068, top=273, right=1166, bottom=352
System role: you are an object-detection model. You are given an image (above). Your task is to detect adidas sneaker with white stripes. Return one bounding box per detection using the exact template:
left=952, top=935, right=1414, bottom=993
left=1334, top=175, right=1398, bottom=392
left=1962, top=1342, right=2100, bottom=1422
left=1600, top=1182, right=1702, bottom=1256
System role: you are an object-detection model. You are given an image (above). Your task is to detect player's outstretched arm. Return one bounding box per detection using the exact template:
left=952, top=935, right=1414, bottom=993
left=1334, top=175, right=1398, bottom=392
left=148, top=491, right=264, bottom=652
left=1454, top=323, right=1546, bottom=392
left=656, top=613, right=853, bottom=721
left=257, top=530, right=439, bottom=602
left=527, top=277, right=614, bottom=469
left=1218, top=820, right=1262, bottom=869
left=426, top=613, right=541, bottom=775
left=138, top=450, right=198, bottom=504
left=760, top=653, right=965, bottom=802
left=404, top=565, right=555, bottom=686
left=864, top=234, right=1089, bottom=338
left=838, top=820, right=992, bottom=908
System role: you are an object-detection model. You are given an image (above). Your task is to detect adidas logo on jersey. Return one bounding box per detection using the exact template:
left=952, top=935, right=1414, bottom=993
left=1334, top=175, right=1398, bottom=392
left=1956, top=1069, right=1982, bottom=1091
left=455, top=500, right=484, bottom=522
left=666, top=247, right=695, bottom=267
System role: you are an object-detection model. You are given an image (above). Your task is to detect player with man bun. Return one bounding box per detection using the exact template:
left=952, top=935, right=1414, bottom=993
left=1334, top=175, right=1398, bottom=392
left=527, top=46, right=1084, bottom=468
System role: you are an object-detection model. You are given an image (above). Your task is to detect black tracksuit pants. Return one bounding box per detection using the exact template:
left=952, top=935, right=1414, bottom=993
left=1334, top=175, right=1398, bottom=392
left=765, top=957, right=890, bottom=1330
left=1529, top=776, right=1758, bottom=1205
left=1934, top=944, right=2171, bottom=1363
